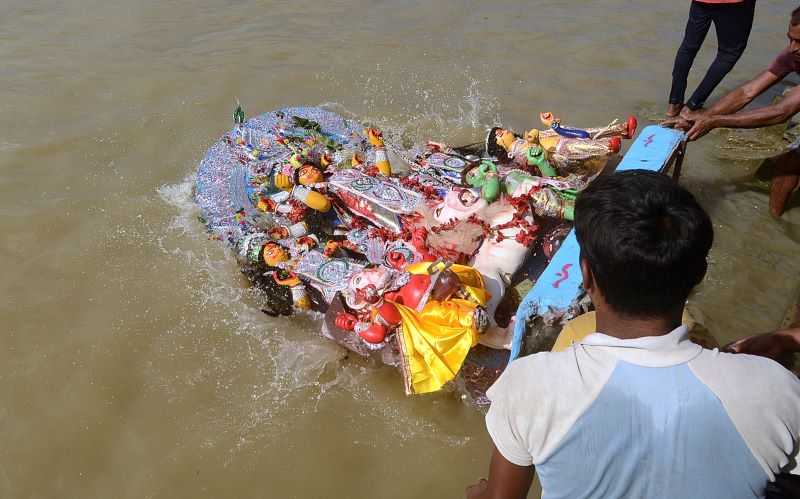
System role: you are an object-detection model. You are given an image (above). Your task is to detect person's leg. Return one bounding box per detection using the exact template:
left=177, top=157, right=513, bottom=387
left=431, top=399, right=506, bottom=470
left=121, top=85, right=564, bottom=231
left=685, top=0, right=756, bottom=110
left=668, top=2, right=713, bottom=116
left=770, top=148, right=800, bottom=216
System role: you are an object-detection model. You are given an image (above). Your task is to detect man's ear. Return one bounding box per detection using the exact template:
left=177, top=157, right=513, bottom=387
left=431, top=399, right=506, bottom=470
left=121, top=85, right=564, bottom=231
left=580, top=258, right=594, bottom=294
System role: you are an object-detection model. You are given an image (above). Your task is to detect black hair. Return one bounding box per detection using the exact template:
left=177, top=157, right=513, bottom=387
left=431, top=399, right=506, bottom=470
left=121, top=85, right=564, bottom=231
left=574, top=170, right=713, bottom=318
left=792, top=6, right=800, bottom=26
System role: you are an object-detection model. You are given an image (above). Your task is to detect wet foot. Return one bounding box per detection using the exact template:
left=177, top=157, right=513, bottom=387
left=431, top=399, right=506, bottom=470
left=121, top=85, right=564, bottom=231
left=666, top=103, right=683, bottom=118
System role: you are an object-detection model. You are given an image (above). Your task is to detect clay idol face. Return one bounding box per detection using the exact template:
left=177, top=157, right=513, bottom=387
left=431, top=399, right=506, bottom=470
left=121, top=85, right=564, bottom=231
left=349, top=267, right=390, bottom=294
left=433, top=188, right=488, bottom=223
left=345, top=266, right=393, bottom=309
left=298, top=165, right=323, bottom=186
left=495, top=129, right=517, bottom=151
left=262, top=242, right=289, bottom=266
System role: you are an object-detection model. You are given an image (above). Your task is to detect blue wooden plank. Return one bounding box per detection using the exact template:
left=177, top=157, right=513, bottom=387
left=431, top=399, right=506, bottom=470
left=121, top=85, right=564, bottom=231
left=616, top=125, right=685, bottom=172
left=509, top=125, right=686, bottom=361
left=510, top=231, right=581, bottom=359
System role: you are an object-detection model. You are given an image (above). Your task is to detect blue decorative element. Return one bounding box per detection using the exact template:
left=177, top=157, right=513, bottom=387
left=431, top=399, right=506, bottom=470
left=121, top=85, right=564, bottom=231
left=510, top=231, right=582, bottom=360
left=550, top=121, right=591, bottom=139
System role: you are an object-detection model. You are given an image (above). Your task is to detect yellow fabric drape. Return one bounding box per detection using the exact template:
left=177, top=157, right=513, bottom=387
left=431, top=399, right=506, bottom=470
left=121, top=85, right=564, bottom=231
left=391, top=262, right=490, bottom=394
left=392, top=298, right=479, bottom=394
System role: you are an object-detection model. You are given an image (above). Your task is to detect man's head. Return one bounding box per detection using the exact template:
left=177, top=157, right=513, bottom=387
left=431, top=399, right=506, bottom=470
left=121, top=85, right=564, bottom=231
left=789, top=6, right=800, bottom=59
left=574, top=170, right=713, bottom=318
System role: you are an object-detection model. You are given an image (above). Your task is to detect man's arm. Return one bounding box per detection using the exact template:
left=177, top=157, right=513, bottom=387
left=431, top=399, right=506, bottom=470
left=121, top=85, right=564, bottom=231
left=663, top=71, right=781, bottom=130
left=687, top=78, right=800, bottom=141
left=704, top=70, right=782, bottom=116
left=725, top=326, right=800, bottom=359
left=466, top=447, right=534, bottom=499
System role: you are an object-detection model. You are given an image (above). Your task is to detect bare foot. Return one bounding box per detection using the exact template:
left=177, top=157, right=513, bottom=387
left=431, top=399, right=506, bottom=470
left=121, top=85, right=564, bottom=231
left=666, top=103, right=683, bottom=118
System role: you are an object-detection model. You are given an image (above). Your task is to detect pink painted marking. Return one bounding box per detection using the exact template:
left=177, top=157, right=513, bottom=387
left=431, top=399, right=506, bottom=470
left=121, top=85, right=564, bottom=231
left=643, top=134, right=655, bottom=147
left=553, top=263, right=572, bottom=289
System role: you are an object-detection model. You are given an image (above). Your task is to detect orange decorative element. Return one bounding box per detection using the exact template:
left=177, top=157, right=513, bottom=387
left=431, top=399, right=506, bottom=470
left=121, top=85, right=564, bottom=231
left=323, top=240, right=341, bottom=257
left=366, top=128, right=385, bottom=147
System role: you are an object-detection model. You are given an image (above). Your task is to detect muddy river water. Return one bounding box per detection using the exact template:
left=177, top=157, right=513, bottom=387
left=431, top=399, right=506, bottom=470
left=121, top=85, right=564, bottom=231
left=2, top=1, right=800, bottom=497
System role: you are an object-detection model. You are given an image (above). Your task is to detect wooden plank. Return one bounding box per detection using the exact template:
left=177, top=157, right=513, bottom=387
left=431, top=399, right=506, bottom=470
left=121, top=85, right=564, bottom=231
left=616, top=125, right=685, bottom=173
left=509, top=231, right=582, bottom=360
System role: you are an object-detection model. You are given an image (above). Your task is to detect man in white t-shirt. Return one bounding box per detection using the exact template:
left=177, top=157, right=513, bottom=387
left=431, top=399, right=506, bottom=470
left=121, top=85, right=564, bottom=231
left=466, top=170, right=800, bottom=499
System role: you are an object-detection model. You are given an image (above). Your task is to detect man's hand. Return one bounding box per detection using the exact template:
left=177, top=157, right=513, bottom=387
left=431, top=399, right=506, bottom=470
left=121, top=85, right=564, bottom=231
left=466, top=478, right=488, bottom=498
left=464, top=448, right=534, bottom=499
left=686, top=115, right=718, bottom=141
left=724, top=328, right=800, bottom=359
left=661, top=116, right=693, bottom=131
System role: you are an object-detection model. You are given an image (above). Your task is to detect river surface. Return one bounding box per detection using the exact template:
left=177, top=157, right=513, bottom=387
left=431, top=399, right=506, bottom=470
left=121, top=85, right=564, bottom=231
left=2, top=1, right=800, bottom=497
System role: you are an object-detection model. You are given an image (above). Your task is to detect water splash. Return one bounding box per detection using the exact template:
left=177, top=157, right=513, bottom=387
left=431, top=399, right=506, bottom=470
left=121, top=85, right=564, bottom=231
left=152, top=171, right=484, bottom=465
left=316, top=56, right=502, bottom=149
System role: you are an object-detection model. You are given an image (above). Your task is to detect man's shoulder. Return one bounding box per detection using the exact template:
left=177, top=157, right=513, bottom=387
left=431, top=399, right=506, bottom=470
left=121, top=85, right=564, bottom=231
left=772, top=47, right=793, bottom=64
left=486, top=346, right=622, bottom=463
left=490, top=351, right=569, bottom=397
left=489, top=346, right=617, bottom=405
left=691, top=349, right=800, bottom=405
left=505, top=348, right=578, bottom=370
left=693, top=348, right=797, bottom=380
left=769, top=48, right=796, bottom=79
left=503, top=346, right=613, bottom=380
left=494, top=347, right=800, bottom=405
left=690, top=350, right=800, bottom=477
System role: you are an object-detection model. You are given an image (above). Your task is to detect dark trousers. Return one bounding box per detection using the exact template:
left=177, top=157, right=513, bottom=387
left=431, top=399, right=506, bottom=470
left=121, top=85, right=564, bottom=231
left=669, top=0, right=756, bottom=110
